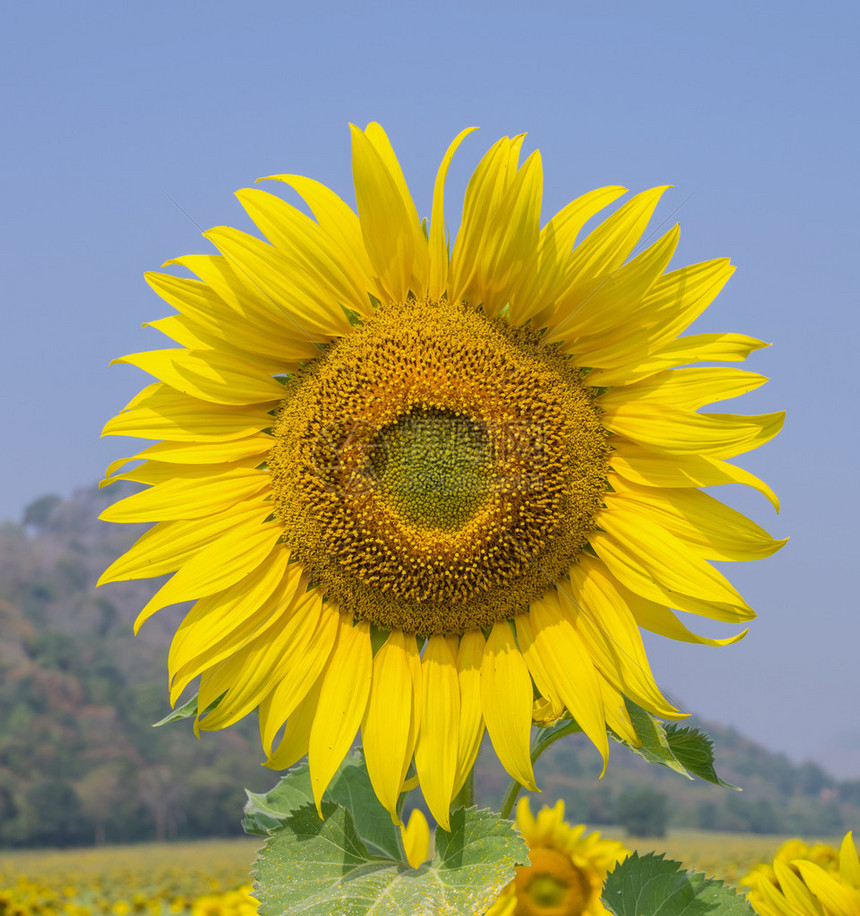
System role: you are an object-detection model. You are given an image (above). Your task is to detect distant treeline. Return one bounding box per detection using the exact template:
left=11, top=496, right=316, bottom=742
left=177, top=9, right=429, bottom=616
left=1, top=486, right=858, bottom=847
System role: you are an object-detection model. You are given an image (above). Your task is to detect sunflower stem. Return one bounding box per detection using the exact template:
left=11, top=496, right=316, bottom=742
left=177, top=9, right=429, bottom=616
left=452, top=768, right=475, bottom=811
left=500, top=721, right=585, bottom=819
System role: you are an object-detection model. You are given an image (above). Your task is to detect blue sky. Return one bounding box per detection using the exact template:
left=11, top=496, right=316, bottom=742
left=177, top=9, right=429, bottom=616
left=2, top=1, right=858, bottom=776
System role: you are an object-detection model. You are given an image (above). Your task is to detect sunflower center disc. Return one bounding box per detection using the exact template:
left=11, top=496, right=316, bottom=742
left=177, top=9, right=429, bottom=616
left=269, top=298, right=608, bottom=636
left=370, top=408, right=492, bottom=532
left=516, top=848, right=590, bottom=915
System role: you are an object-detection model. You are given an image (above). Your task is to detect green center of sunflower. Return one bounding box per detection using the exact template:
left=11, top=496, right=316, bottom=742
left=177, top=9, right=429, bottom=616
left=269, top=298, right=608, bottom=636
left=527, top=875, right=568, bottom=907
left=370, top=408, right=492, bottom=532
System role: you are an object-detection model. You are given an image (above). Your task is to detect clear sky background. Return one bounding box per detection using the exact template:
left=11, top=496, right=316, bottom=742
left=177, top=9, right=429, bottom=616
left=2, top=2, right=858, bottom=776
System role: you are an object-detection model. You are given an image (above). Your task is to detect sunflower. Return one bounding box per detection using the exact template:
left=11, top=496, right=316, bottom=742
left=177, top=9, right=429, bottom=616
left=486, top=798, right=628, bottom=916
left=100, top=123, right=784, bottom=831
left=741, top=832, right=860, bottom=915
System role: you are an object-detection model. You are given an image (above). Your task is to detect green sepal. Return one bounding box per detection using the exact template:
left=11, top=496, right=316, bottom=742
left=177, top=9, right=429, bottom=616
left=252, top=803, right=527, bottom=916
left=152, top=691, right=224, bottom=727
left=602, top=852, right=755, bottom=915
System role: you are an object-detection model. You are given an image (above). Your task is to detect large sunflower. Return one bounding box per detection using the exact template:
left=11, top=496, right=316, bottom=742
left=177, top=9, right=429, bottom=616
left=100, top=124, right=784, bottom=831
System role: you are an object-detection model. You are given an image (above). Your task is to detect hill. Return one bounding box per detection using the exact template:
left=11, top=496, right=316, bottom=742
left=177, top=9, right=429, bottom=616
left=1, top=484, right=857, bottom=846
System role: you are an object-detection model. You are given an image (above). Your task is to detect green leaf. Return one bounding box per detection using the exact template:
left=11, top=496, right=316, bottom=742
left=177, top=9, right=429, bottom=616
left=253, top=803, right=527, bottom=916
left=602, top=852, right=755, bottom=916
left=152, top=691, right=223, bottom=727
left=615, top=703, right=736, bottom=790
left=242, top=762, right=314, bottom=837
left=243, top=751, right=400, bottom=859
left=666, top=725, right=740, bottom=790
left=619, top=701, right=691, bottom=779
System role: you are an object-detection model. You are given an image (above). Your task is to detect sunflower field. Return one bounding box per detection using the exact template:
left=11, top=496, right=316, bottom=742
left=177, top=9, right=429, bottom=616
left=0, top=840, right=259, bottom=916
left=0, top=831, right=850, bottom=915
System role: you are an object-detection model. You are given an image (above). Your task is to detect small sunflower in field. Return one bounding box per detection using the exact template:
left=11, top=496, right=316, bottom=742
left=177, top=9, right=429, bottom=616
left=101, top=124, right=784, bottom=829
left=741, top=832, right=860, bottom=915
left=486, top=798, right=628, bottom=916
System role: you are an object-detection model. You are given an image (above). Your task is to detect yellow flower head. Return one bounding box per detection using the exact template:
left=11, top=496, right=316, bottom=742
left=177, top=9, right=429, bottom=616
left=101, top=124, right=784, bottom=829
left=741, top=832, right=860, bottom=916
left=487, top=798, right=628, bottom=916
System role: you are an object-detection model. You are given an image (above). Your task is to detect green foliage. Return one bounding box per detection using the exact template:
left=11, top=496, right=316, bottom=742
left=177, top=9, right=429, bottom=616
left=616, top=787, right=670, bottom=838
left=665, top=725, right=740, bottom=790
left=602, top=852, right=755, bottom=915
left=622, top=703, right=739, bottom=790
left=244, top=751, right=401, bottom=860
left=253, top=803, right=527, bottom=916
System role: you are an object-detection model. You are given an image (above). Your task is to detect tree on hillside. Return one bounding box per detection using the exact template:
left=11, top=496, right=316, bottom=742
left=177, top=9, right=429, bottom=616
left=616, top=787, right=669, bottom=838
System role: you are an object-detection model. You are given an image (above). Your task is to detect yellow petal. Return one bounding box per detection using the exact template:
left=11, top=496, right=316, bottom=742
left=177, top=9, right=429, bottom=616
left=590, top=521, right=754, bottom=623
left=549, top=222, right=679, bottom=346
left=480, top=620, right=537, bottom=792
left=401, top=809, right=430, bottom=869
left=469, top=149, right=543, bottom=317
left=510, top=185, right=627, bottom=325
left=145, top=270, right=319, bottom=362
left=600, top=679, right=640, bottom=746
left=602, top=402, right=785, bottom=460
left=99, top=469, right=269, bottom=523
left=608, top=441, right=780, bottom=512
left=450, top=135, right=523, bottom=304
left=840, top=832, right=860, bottom=889
left=105, top=457, right=261, bottom=489
left=586, top=330, right=763, bottom=386
left=351, top=124, right=427, bottom=302
left=598, top=367, right=768, bottom=413
left=113, top=348, right=286, bottom=405
left=598, top=506, right=749, bottom=605
left=258, top=601, right=340, bottom=754
left=102, top=384, right=270, bottom=442
left=98, top=500, right=270, bottom=585
left=265, top=675, right=324, bottom=771
left=196, top=587, right=325, bottom=732
left=309, top=617, right=372, bottom=814
left=204, top=225, right=352, bottom=338
left=773, top=860, right=828, bottom=913
left=362, top=629, right=421, bottom=823
left=258, top=173, right=381, bottom=312
left=561, top=186, right=670, bottom=288
left=627, top=591, right=747, bottom=647
left=453, top=630, right=485, bottom=796
left=428, top=127, right=477, bottom=300
left=570, top=259, right=736, bottom=373
left=146, top=314, right=211, bottom=349
left=414, top=635, right=460, bottom=831
left=165, top=252, right=336, bottom=351
left=607, top=477, right=787, bottom=561
left=563, top=558, right=681, bottom=719
left=132, top=513, right=283, bottom=631
left=794, top=862, right=860, bottom=916
left=515, top=613, right=561, bottom=716
left=755, top=865, right=808, bottom=916
left=102, top=436, right=271, bottom=480
left=236, top=186, right=371, bottom=312
left=168, top=547, right=296, bottom=699
left=527, top=594, right=609, bottom=769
